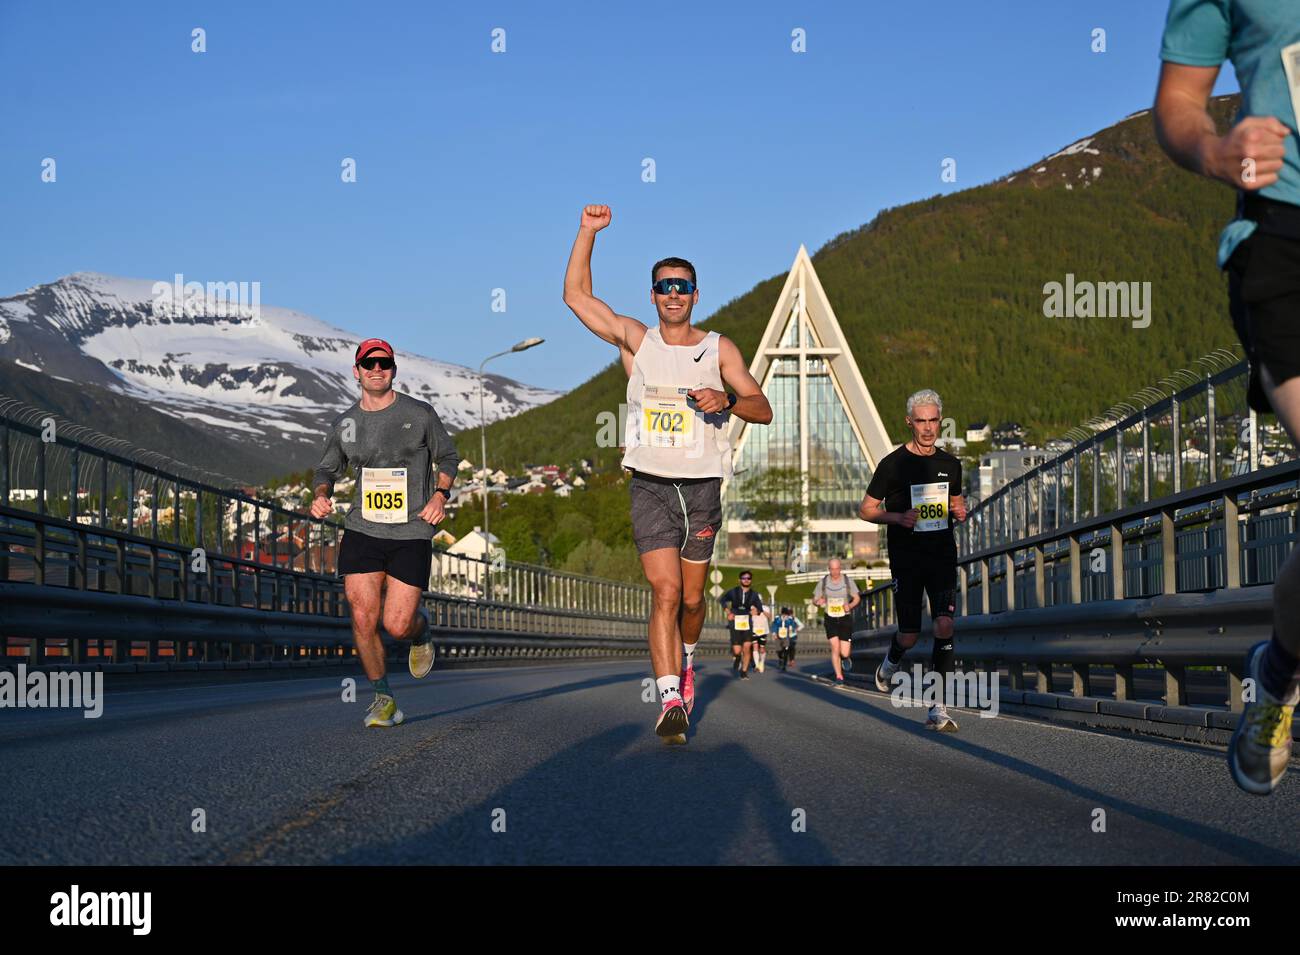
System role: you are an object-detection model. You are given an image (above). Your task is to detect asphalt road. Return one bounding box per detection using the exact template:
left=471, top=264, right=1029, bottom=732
left=2, top=658, right=1297, bottom=865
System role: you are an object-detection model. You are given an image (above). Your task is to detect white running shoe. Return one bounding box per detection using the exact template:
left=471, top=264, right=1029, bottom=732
left=925, top=705, right=959, bottom=732
left=875, top=658, right=899, bottom=692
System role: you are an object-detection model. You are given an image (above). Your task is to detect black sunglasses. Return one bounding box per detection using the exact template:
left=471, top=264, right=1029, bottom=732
left=357, top=356, right=395, bottom=371
left=652, top=278, right=695, bottom=295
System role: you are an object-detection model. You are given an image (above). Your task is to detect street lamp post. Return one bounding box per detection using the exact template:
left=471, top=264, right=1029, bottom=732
left=479, top=338, right=544, bottom=544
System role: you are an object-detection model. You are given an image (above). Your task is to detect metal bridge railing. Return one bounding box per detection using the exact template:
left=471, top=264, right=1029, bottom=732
left=853, top=361, right=1296, bottom=716
left=0, top=400, right=725, bottom=667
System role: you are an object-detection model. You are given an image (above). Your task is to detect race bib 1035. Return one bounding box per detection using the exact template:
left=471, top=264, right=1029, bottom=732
left=361, top=467, right=408, bottom=524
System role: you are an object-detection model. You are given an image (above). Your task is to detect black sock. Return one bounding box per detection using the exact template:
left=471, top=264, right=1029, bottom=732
left=887, top=636, right=906, bottom=665
left=931, top=636, right=955, bottom=706
left=1259, top=632, right=1300, bottom=701
left=371, top=676, right=392, bottom=697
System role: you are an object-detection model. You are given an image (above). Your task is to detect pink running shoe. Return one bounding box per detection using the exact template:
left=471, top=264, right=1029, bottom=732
left=681, top=667, right=696, bottom=716
left=655, top=697, right=689, bottom=744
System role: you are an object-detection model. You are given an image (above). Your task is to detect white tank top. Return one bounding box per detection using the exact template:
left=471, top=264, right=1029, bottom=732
left=622, top=327, right=731, bottom=479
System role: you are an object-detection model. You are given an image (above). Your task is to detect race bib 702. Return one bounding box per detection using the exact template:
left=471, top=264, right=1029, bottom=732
left=642, top=385, right=694, bottom=449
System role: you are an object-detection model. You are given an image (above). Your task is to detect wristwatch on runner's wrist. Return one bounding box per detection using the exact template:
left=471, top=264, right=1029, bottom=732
left=726, top=392, right=738, bottom=410
left=434, top=487, right=451, bottom=500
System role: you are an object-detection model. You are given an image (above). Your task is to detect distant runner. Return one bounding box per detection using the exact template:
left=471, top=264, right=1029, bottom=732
left=564, top=204, right=772, bottom=741
left=775, top=606, right=803, bottom=671
left=813, top=557, right=860, bottom=685
left=721, top=570, right=765, bottom=681
left=1155, top=0, right=1300, bottom=793
left=859, top=390, right=967, bottom=730
left=750, top=603, right=772, bottom=673
left=311, top=338, right=458, bottom=728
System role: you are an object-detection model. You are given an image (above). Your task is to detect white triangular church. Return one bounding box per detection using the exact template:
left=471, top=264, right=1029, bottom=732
left=722, top=245, right=896, bottom=565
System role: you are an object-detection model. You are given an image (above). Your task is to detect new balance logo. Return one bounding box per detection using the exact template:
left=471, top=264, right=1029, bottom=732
left=402, top=423, right=412, bottom=429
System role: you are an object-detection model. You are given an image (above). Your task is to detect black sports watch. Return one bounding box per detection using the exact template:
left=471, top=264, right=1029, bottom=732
left=434, top=487, right=452, bottom=500
left=726, top=392, right=738, bottom=410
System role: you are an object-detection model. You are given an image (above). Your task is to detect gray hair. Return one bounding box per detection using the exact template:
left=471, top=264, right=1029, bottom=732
left=906, top=389, right=943, bottom=418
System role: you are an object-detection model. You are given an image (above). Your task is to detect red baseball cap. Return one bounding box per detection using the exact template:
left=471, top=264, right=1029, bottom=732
left=354, top=338, right=395, bottom=363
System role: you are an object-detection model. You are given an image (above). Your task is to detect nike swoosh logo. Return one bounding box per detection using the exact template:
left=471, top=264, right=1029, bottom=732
left=693, top=350, right=706, bottom=362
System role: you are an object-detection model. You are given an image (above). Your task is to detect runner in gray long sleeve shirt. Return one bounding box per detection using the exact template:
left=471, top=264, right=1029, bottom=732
left=313, top=392, right=460, bottom=541
left=309, top=337, right=458, bottom=730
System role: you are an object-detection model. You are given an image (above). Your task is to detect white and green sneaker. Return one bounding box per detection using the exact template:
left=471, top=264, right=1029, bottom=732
left=1229, top=641, right=1297, bottom=795
left=364, top=694, right=405, bottom=728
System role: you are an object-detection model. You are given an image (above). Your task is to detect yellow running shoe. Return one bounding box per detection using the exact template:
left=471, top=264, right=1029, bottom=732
left=408, top=608, right=434, bottom=679
left=1229, top=641, right=1297, bottom=795
left=364, top=694, right=405, bottom=728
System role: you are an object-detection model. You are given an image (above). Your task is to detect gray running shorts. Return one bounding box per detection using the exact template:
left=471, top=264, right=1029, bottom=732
left=629, top=471, right=722, bottom=563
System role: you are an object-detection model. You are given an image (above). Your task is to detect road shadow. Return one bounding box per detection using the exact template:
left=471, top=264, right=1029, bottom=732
left=778, top=672, right=1300, bottom=865
left=318, top=720, right=838, bottom=865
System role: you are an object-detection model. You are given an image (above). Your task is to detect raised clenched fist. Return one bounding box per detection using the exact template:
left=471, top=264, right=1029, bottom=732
left=581, top=204, right=612, bottom=232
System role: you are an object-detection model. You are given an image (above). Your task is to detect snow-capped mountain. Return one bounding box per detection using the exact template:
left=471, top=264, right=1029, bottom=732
left=0, top=272, right=560, bottom=462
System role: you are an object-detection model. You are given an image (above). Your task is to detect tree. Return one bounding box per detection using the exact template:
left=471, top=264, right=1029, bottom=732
left=739, top=467, right=809, bottom=570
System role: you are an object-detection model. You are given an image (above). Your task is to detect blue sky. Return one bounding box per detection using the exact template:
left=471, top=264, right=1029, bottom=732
left=0, top=1, right=1238, bottom=392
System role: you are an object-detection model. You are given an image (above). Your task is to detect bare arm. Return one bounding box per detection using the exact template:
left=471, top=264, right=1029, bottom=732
left=688, top=335, right=773, bottom=422
left=562, top=204, right=646, bottom=353
left=859, top=493, right=917, bottom=529
left=1154, top=61, right=1288, bottom=190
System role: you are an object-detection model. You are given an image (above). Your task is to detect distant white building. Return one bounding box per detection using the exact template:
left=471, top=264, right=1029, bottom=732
left=447, top=527, right=501, bottom=561
left=435, top=527, right=503, bottom=596
left=978, top=448, right=1050, bottom=499
left=457, top=458, right=475, bottom=472
left=966, top=422, right=991, bottom=442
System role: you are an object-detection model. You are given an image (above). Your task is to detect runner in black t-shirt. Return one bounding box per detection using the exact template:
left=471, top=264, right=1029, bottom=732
left=719, top=571, right=764, bottom=680
left=859, top=389, right=968, bottom=731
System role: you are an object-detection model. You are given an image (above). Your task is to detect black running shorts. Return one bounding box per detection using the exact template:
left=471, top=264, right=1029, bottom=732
left=629, top=471, right=722, bottom=563
left=1227, top=214, right=1300, bottom=412
left=823, top=614, right=854, bottom=640
left=892, top=558, right=957, bottom=633
left=338, top=530, right=433, bottom=590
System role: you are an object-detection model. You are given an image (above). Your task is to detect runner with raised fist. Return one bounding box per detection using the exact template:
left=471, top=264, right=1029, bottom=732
left=563, top=205, right=772, bottom=742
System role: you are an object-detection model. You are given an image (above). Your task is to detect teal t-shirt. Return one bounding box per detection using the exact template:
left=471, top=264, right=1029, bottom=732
left=1160, top=0, right=1300, bottom=265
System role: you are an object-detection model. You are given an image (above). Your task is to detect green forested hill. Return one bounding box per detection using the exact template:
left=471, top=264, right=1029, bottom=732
left=460, top=97, right=1244, bottom=470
